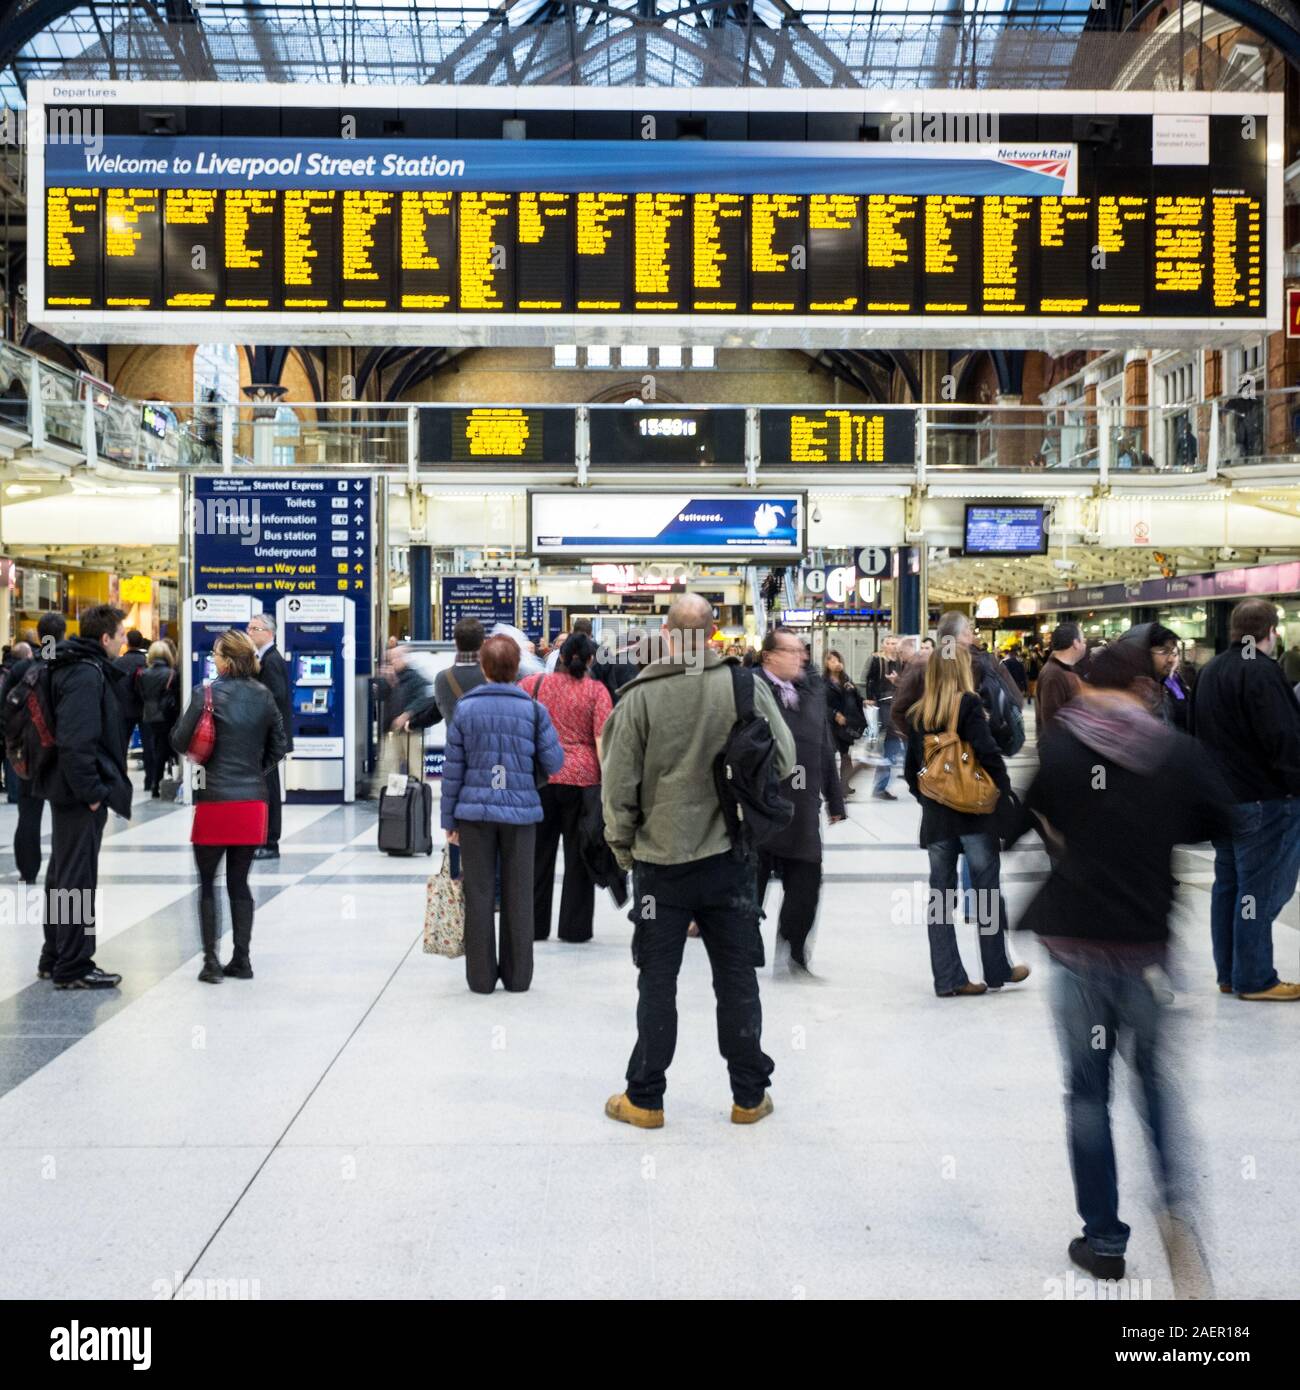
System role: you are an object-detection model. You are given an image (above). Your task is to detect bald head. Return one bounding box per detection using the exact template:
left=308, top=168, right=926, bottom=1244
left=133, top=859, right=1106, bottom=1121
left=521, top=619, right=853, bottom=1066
left=663, top=593, right=715, bottom=665
left=10, top=641, right=32, bottom=661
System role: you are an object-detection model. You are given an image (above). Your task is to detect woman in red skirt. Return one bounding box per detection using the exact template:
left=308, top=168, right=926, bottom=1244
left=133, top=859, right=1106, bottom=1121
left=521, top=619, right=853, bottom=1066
left=172, top=629, right=287, bottom=983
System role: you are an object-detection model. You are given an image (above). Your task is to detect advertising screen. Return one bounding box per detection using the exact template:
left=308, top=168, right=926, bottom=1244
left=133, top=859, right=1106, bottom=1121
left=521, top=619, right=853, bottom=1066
left=529, top=491, right=805, bottom=558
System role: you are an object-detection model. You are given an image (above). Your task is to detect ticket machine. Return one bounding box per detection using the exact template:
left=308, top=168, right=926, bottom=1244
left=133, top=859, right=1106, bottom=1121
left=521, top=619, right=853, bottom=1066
left=180, top=594, right=261, bottom=805
left=276, top=594, right=356, bottom=802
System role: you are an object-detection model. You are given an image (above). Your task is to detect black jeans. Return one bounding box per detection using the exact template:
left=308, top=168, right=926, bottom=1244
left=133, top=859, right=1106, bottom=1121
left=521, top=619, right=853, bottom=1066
left=193, top=843, right=256, bottom=911
left=625, top=850, right=774, bottom=1110
left=14, top=780, right=44, bottom=885
left=458, top=820, right=535, bottom=994
left=142, top=721, right=171, bottom=790
left=925, top=832, right=1014, bottom=994
left=534, top=782, right=596, bottom=942
left=756, top=853, right=822, bottom=966
left=42, top=802, right=109, bottom=983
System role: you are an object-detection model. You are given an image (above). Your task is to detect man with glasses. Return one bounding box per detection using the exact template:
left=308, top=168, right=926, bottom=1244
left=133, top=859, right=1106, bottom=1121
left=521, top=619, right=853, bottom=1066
left=247, top=614, right=293, bottom=861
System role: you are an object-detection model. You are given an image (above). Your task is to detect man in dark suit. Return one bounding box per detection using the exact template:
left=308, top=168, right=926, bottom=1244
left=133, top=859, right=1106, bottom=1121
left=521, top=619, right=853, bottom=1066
left=247, top=613, right=293, bottom=860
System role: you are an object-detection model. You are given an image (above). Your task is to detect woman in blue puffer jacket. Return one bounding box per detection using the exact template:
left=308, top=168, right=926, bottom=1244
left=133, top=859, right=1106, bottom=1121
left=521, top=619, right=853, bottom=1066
left=442, top=634, right=565, bottom=993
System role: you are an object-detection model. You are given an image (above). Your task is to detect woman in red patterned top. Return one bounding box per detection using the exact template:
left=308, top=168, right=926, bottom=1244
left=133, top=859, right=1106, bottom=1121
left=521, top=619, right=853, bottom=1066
left=520, top=633, right=614, bottom=943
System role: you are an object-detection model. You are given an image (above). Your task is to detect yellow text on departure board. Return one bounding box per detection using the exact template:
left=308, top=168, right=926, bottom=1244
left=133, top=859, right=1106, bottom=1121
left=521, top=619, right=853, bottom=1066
left=461, top=408, right=534, bottom=458
left=459, top=191, right=512, bottom=311
left=750, top=193, right=801, bottom=311
left=789, top=410, right=886, bottom=464
left=223, top=188, right=276, bottom=307
left=1210, top=192, right=1262, bottom=311
left=399, top=189, right=452, bottom=309
left=45, top=187, right=100, bottom=306
left=283, top=188, right=334, bottom=307
left=692, top=192, right=743, bottom=309
left=1038, top=196, right=1089, bottom=313
left=341, top=188, right=392, bottom=307
left=1153, top=196, right=1206, bottom=295
left=517, top=192, right=569, bottom=309
left=1095, top=195, right=1147, bottom=314
left=981, top=195, right=1030, bottom=313
left=575, top=192, right=627, bottom=310
left=634, top=192, right=684, bottom=309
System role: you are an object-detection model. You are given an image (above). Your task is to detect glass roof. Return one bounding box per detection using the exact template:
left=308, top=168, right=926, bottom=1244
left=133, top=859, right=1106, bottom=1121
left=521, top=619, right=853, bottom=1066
left=0, top=0, right=1271, bottom=109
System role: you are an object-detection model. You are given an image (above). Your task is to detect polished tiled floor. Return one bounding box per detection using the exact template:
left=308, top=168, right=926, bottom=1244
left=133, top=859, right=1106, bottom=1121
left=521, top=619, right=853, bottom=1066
left=0, top=727, right=1296, bottom=1300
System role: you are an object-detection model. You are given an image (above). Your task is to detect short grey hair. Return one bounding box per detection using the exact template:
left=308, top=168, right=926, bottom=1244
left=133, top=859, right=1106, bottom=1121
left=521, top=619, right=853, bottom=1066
left=250, top=614, right=276, bottom=636
left=936, top=611, right=970, bottom=643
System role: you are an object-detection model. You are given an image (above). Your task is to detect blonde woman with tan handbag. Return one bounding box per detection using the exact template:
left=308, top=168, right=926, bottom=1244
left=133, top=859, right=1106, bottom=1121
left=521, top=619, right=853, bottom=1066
left=903, top=642, right=1029, bottom=998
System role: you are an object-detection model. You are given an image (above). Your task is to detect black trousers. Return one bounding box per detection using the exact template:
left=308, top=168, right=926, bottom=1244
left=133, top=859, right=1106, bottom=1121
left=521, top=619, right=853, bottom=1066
left=14, top=780, right=44, bottom=885
left=756, top=853, right=823, bottom=966
left=142, top=721, right=170, bottom=790
left=193, top=843, right=256, bottom=909
left=265, top=761, right=282, bottom=849
left=625, top=850, right=774, bottom=1111
left=42, top=802, right=108, bottom=983
left=533, top=783, right=596, bottom=942
left=458, top=820, right=535, bottom=994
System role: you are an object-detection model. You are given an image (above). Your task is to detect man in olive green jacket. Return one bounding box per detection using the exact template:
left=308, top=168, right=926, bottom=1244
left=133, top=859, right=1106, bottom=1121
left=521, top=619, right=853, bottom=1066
left=600, top=594, right=796, bottom=1132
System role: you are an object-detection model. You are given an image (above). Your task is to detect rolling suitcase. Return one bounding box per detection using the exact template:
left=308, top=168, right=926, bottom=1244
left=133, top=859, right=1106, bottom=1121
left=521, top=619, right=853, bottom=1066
left=378, top=735, right=433, bottom=857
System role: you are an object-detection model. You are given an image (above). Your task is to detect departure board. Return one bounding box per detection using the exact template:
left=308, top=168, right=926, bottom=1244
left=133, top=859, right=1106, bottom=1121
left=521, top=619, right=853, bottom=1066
left=633, top=193, right=687, bottom=312
left=806, top=195, right=862, bottom=313
left=1094, top=195, right=1147, bottom=315
left=399, top=190, right=454, bottom=310
left=458, top=190, right=512, bottom=312
left=163, top=188, right=220, bottom=308
left=282, top=188, right=336, bottom=310
left=759, top=408, right=916, bottom=467
left=31, top=87, right=1278, bottom=341
left=1038, top=196, right=1090, bottom=314
left=417, top=406, right=576, bottom=465
left=341, top=189, right=394, bottom=310
left=923, top=195, right=977, bottom=313
left=516, top=192, right=572, bottom=312
left=692, top=193, right=745, bottom=313
left=750, top=194, right=805, bottom=313
left=1211, top=191, right=1262, bottom=313
left=866, top=194, right=918, bottom=312
left=981, top=195, right=1031, bottom=315
left=576, top=193, right=629, bottom=312
left=452, top=408, right=543, bottom=462
left=103, top=187, right=161, bottom=308
left=45, top=187, right=101, bottom=307
left=223, top=188, right=277, bottom=310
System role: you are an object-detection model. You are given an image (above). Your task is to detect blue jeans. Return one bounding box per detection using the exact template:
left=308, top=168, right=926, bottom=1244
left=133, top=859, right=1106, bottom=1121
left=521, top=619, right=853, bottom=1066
left=1210, top=798, right=1300, bottom=994
left=1049, top=955, right=1189, bottom=1258
left=925, top=832, right=1013, bottom=994
left=872, top=729, right=904, bottom=794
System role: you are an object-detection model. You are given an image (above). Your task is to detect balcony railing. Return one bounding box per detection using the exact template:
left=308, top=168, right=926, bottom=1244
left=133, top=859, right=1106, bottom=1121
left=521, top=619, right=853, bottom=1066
left=2, top=340, right=1299, bottom=483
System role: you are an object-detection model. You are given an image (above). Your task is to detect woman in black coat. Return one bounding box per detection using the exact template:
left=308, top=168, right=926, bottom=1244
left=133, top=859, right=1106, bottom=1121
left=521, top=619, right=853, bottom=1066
left=824, top=649, right=866, bottom=798
left=903, top=644, right=1027, bottom=998
left=172, top=629, right=287, bottom=984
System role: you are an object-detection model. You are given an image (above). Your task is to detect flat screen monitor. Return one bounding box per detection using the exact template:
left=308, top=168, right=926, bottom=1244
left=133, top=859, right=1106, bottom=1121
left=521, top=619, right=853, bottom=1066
left=964, top=504, right=1047, bottom=556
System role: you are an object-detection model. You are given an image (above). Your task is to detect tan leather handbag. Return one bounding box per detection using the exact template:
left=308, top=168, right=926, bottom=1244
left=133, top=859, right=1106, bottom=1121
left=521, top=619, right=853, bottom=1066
left=917, top=700, right=1000, bottom=816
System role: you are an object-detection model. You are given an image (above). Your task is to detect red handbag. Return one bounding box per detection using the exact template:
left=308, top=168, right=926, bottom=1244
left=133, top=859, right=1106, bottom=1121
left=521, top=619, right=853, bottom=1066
left=191, top=800, right=268, bottom=846
left=187, top=684, right=216, bottom=764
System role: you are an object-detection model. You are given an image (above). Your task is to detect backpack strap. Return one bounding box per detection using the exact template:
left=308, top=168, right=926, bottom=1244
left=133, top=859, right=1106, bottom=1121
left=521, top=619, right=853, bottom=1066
left=446, top=668, right=463, bottom=700
left=728, top=662, right=755, bottom=720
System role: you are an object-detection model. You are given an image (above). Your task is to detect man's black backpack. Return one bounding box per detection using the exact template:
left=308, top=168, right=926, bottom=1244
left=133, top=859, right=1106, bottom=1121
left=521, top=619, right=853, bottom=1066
left=2, top=661, right=58, bottom=781
left=978, top=661, right=1026, bottom=758
left=713, top=664, right=794, bottom=855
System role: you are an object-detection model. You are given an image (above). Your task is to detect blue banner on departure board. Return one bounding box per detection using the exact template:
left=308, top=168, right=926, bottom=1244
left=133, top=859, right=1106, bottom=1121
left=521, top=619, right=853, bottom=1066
left=441, top=576, right=516, bottom=641
left=191, top=475, right=373, bottom=671
left=521, top=596, right=545, bottom=644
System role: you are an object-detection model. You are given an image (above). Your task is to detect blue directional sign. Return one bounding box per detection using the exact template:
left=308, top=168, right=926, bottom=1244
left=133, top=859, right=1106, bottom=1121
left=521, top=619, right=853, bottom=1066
left=191, top=475, right=373, bottom=671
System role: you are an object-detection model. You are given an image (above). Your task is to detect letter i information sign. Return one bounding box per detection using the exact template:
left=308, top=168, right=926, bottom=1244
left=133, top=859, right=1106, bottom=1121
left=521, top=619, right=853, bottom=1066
left=191, top=475, right=373, bottom=671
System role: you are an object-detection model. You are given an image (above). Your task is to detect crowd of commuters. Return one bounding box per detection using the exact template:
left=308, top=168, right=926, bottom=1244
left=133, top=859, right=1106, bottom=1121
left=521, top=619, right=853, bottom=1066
left=7, top=587, right=1299, bottom=1293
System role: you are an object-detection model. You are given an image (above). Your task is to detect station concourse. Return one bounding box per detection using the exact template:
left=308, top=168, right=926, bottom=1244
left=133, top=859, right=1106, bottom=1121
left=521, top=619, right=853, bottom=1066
left=0, top=0, right=1298, bottom=1342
